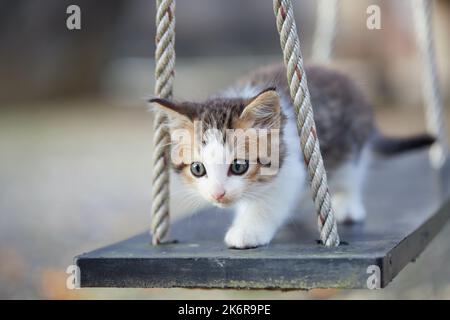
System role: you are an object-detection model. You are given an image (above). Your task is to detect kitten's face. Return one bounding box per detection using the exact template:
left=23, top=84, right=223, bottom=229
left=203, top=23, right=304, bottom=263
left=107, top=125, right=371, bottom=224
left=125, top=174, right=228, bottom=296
left=151, top=89, right=285, bottom=207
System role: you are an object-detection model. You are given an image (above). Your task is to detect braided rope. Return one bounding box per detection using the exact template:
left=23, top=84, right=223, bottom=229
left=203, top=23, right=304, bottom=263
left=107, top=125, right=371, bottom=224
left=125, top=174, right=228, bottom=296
left=151, top=0, right=175, bottom=245
left=312, top=0, right=339, bottom=62
left=413, top=0, right=448, bottom=168
left=273, top=0, right=340, bottom=246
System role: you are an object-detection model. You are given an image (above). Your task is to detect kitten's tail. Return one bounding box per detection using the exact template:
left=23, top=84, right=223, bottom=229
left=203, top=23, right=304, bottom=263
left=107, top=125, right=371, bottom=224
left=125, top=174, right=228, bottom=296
left=370, top=131, right=436, bottom=156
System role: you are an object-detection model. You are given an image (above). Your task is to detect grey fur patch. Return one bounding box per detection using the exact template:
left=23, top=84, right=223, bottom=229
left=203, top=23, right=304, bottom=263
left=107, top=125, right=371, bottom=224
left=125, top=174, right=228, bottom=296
left=236, top=64, right=374, bottom=170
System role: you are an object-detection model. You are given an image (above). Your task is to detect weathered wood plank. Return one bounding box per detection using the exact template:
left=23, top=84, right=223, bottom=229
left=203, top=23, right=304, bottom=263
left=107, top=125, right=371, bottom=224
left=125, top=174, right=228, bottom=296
left=75, top=150, right=450, bottom=289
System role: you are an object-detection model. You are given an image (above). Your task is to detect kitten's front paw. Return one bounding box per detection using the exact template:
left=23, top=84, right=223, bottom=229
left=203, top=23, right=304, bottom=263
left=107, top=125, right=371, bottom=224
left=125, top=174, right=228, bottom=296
left=224, top=226, right=273, bottom=249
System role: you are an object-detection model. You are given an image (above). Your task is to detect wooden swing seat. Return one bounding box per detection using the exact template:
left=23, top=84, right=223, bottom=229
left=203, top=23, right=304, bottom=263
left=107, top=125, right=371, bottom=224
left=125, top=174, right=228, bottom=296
left=75, top=150, right=450, bottom=289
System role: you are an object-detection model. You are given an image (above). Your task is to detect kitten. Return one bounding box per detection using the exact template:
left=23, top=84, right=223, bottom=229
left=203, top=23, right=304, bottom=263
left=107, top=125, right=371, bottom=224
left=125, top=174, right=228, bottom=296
left=150, top=64, right=434, bottom=249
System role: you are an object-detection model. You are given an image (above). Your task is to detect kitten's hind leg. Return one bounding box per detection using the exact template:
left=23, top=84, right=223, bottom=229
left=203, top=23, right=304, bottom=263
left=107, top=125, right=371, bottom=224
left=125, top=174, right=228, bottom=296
left=329, top=154, right=368, bottom=224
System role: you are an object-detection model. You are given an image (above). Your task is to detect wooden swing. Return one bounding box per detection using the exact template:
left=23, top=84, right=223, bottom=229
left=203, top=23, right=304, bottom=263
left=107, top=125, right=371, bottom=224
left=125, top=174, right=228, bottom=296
left=75, top=0, right=450, bottom=289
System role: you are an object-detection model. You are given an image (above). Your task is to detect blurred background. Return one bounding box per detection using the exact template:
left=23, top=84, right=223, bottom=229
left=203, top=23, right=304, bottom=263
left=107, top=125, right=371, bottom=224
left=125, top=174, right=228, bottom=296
left=0, top=0, right=449, bottom=299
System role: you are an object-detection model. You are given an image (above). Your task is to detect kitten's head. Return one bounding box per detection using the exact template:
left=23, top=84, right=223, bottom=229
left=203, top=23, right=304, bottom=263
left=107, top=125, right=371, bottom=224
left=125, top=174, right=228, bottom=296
left=150, top=88, right=285, bottom=207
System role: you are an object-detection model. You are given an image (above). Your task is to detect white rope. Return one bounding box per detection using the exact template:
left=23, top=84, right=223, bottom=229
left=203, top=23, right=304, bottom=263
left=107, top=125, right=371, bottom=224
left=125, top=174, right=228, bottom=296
left=273, top=0, right=340, bottom=246
left=312, top=0, right=339, bottom=62
left=151, top=0, right=175, bottom=245
left=413, top=0, right=448, bottom=169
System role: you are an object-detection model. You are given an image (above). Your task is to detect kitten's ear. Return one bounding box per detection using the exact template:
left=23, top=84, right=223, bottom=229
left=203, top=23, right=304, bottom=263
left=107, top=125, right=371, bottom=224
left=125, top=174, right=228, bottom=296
left=240, top=88, right=281, bottom=128
left=149, top=98, right=192, bottom=123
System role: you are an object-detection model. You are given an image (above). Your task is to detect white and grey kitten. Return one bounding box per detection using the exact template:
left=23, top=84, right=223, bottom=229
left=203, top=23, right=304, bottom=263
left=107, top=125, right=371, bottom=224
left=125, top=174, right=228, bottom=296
left=150, top=64, right=434, bottom=249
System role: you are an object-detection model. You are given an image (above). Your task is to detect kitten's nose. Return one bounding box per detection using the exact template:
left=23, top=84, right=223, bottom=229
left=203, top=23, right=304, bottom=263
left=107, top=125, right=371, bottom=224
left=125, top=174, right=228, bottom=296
left=211, top=188, right=226, bottom=201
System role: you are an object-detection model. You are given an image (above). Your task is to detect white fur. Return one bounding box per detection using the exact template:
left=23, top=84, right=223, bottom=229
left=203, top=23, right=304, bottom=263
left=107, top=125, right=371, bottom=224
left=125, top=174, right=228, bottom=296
left=328, top=147, right=370, bottom=223
left=197, top=86, right=307, bottom=248
left=225, top=149, right=305, bottom=248
left=196, top=131, right=246, bottom=205
left=225, top=93, right=305, bottom=248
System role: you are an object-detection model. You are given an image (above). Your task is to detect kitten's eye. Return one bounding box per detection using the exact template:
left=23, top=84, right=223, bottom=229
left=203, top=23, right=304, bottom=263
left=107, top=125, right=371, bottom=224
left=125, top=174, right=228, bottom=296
left=230, top=159, right=249, bottom=175
left=190, top=162, right=206, bottom=177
